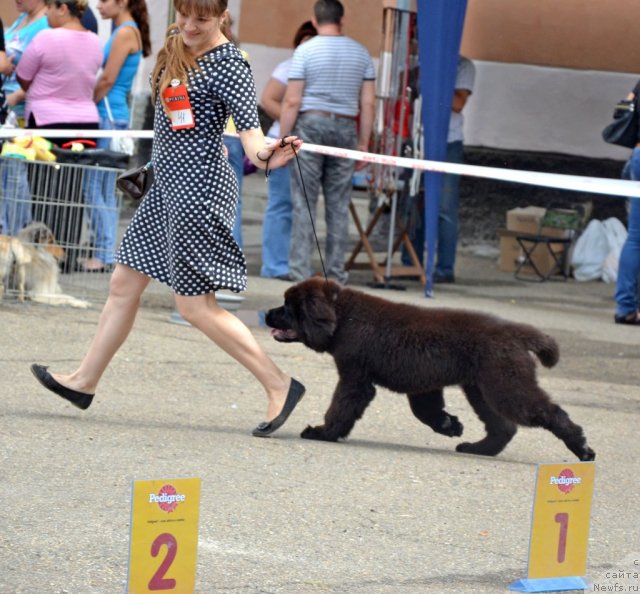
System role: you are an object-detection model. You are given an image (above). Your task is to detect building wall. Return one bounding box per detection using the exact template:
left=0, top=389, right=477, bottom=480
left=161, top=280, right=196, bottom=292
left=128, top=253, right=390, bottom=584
left=3, top=1, right=637, bottom=159
left=239, top=0, right=639, bottom=159
left=462, top=0, right=639, bottom=73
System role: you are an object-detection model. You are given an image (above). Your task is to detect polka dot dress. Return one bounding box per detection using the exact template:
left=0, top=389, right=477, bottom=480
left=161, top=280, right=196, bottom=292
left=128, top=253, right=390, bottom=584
left=116, top=43, right=260, bottom=295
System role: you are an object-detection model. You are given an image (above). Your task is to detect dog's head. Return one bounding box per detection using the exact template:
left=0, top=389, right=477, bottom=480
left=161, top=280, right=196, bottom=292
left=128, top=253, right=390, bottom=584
left=17, top=222, right=65, bottom=261
left=265, top=278, right=342, bottom=352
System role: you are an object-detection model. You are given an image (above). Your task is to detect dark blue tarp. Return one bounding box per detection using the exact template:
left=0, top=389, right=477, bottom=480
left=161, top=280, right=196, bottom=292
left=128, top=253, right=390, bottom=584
left=416, top=0, right=468, bottom=296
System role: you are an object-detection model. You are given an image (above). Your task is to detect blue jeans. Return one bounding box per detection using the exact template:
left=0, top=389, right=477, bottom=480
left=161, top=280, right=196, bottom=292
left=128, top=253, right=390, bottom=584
left=0, top=158, right=32, bottom=235
left=288, top=113, right=357, bottom=284
left=80, top=117, right=127, bottom=264
left=401, top=141, right=464, bottom=274
left=435, top=140, right=464, bottom=277
left=261, top=165, right=292, bottom=277
left=615, top=148, right=640, bottom=317
left=223, top=135, right=244, bottom=248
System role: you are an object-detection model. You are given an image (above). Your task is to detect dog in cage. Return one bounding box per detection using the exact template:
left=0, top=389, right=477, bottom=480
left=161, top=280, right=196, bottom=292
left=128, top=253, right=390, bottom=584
left=0, top=222, right=90, bottom=308
left=265, top=277, right=595, bottom=461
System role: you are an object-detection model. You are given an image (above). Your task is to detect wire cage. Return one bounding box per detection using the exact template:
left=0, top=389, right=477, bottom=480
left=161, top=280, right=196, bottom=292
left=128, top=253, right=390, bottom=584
left=0, top=152, right=128, bottom=306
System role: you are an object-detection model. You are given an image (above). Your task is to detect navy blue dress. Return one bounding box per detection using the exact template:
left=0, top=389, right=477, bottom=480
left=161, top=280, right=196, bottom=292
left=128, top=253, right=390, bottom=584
left=117, top=43, right=260, bottom=295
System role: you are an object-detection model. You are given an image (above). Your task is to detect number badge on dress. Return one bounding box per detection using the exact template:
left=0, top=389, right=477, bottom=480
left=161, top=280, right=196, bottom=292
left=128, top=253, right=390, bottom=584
left=163, top=79, right=196, bottom=130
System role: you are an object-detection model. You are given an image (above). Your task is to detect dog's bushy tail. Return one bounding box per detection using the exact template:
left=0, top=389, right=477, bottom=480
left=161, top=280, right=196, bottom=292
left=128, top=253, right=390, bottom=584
left=519, top=326, right=559, bottom=368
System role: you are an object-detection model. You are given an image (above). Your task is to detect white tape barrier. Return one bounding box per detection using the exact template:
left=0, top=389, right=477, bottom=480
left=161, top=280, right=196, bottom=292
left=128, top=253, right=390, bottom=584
left=302, top=142, right=640, bottom=200
left=1, top=128, right=639, bottom=199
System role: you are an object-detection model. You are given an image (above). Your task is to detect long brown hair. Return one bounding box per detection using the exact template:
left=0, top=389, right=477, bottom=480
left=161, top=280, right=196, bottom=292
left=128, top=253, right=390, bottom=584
left=150, top=0, right=228, bottom=105
left=127, top=0, right=152, bottom=57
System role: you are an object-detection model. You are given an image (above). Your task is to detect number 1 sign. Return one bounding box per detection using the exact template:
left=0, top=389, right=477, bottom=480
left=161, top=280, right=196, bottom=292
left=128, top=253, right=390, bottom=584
left=509, top=462, right=595, bottom=593
left=127, top=478, right=201, bottom=593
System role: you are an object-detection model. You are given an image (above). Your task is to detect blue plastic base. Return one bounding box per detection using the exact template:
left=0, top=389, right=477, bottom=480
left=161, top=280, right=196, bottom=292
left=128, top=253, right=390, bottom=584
left=508, top=576, right=588, bottom=592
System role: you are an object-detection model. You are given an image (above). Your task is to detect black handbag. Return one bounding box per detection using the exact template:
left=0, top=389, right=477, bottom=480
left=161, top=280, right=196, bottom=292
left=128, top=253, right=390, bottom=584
left=116, top=162, right=154, bottom=200
left=602, top=82, right=640, bottom=148
left=51, top=147, right=131, bottom=169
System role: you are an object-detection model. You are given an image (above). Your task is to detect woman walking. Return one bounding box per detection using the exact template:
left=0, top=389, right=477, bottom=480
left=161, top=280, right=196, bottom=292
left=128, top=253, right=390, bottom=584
left=31, top=0, right=305, bottom=437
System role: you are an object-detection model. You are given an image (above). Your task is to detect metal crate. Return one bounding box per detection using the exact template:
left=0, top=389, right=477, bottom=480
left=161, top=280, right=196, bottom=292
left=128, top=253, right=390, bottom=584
left=0, top=154, right=127, bottom=305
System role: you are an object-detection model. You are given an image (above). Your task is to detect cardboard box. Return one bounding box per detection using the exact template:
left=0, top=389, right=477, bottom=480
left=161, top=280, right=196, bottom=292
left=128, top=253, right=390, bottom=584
left=506, top=206, right=546, bottom=234
left=498, top=228, right=566, bottom=276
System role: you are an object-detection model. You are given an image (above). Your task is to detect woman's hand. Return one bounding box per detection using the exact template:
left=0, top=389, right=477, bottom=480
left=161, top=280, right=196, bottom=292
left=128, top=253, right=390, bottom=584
left=258, top=135, right=303, bottom=171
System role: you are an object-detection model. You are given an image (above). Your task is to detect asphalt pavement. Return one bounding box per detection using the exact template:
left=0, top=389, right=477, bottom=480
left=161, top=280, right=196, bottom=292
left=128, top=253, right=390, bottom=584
left=1, top=174, right=639, bottom=593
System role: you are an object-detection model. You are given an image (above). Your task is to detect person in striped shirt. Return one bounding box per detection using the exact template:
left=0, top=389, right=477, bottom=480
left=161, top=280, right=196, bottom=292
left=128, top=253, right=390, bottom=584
left=279, top=0, right=375, bottom=285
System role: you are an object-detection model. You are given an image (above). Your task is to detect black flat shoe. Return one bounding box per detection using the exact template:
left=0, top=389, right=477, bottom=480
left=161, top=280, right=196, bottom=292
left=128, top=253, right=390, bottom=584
left=614, top=313, right=640, bottom=325
left=30, top=364, right=94, bottom=410
left=252, top=378, right=305, bottom=437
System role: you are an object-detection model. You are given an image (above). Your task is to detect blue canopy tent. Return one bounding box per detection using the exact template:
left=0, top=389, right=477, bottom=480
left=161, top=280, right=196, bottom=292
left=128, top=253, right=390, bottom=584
left=416, top=0, right=468, bottom=296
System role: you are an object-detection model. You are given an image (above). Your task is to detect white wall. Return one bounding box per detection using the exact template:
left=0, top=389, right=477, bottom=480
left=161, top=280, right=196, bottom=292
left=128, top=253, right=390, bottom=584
left=245, top=48, right=636, bottom=160
left=464, top=61, right=637, bottom=160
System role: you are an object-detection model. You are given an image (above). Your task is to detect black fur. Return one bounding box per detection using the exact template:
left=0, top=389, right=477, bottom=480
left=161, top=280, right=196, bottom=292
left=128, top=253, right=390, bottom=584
left=265, top=278, right=595, bottom=461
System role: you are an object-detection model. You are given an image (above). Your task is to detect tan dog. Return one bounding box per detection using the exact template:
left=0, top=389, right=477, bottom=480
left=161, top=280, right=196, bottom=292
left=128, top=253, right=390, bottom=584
left=0, top=223, right=90, bottom=308
left=0, top=234, right=28, bottom=301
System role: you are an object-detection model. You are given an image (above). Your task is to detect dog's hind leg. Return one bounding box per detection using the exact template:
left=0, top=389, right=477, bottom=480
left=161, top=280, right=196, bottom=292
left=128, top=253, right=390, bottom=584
left=456, top=384, right=517, bottom=457
left=301, top=379, right=376, bottom=442
left=511, top=398, right=595, bottom=462
left=407, top=390, right=463, bottom=437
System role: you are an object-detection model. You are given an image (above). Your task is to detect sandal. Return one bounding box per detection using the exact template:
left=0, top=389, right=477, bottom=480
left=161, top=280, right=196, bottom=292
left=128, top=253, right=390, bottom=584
left=614, top=312, right=640, bottom=325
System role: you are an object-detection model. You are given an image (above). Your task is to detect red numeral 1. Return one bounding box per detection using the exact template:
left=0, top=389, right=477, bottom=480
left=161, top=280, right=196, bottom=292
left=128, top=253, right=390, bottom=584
left=148, top=533, right=178, bottom=591
left=554, top=512, right=568, bottom=563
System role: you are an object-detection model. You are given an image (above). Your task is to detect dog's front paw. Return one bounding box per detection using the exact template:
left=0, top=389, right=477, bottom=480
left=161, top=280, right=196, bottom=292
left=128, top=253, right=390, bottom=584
left=300, top=425, right=337, bottom=442
left=436, top=413, right=464, bottom=437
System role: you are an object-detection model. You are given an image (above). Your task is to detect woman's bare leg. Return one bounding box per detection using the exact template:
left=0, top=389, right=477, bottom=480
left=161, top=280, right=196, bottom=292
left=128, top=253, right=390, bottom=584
left=175, top=292, right=290, bottom=421
left=51, top=264, right=150, bottom=393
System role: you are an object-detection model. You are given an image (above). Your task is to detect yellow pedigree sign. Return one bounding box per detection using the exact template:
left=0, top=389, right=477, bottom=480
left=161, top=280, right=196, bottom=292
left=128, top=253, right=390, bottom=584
left=528, top=462, right=595, bottom=579
left=127, top=478, right=201, bottom=593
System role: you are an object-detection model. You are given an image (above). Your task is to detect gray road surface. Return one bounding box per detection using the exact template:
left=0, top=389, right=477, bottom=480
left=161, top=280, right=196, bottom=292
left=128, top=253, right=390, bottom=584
left=1, top=179, right=638, bottom=593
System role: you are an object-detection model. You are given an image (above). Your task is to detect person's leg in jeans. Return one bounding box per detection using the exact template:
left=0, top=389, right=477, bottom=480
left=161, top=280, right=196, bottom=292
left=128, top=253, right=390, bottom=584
left=81, top=117, right=125, bottom=270
left=261, top=165, right=292, bottom=278
left=614, top=148, right=640, bottom=321
left=288, top=115, right=324, bottom=281
left=224, top=135, right=245, bottom=248
left=321, top=119, right=357, bottom=284
left=435, top=140, right=464, bottom=280
left=0, top=159, right=32, bottom=235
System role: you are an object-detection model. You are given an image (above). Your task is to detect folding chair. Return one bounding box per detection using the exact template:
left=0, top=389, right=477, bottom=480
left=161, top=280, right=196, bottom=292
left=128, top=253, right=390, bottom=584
left=514, top=208, right=584, bottom=282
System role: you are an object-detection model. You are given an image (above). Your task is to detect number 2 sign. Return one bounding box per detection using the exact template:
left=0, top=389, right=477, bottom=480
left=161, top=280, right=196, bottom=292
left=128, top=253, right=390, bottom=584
left=510, top=462, right=595, bottom=592
left=127, top=478, right=201, bottom=593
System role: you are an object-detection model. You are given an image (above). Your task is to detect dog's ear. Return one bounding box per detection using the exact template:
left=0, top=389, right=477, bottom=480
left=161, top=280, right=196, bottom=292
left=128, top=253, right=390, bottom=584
left=297, top=283, right=338, bottom=352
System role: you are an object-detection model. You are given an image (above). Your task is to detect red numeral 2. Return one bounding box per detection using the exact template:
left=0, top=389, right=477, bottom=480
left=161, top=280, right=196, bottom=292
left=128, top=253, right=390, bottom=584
left=555, top=512, right=568, bottom=563
left=148, top=533, right=177, bottom=590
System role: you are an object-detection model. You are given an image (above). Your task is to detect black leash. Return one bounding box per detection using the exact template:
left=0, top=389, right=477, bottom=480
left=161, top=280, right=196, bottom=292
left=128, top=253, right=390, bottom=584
left=259, top=138, right=328, bottom=282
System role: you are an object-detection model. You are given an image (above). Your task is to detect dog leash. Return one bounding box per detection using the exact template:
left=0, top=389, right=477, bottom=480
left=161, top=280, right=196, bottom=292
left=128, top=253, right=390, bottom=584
left=261, top=138, right=329, bottom=282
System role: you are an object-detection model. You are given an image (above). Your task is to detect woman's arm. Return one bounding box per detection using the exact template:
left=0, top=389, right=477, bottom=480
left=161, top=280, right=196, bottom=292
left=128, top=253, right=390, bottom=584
left=0, top=50, right=12, bottom=77
left=94, top=26, right=140, bottom=103
left=260, top=78, right=287, bottom=121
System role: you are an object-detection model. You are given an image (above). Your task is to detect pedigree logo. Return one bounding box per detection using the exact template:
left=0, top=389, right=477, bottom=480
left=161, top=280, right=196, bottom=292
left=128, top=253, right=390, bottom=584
left=149, top=484, right=186, bottom=513
left=549, top=468, right=582, bottom=494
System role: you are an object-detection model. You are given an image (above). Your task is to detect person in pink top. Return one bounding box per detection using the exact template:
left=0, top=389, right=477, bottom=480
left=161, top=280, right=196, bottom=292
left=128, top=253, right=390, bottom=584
left=16, top=0, right=102, bottom=146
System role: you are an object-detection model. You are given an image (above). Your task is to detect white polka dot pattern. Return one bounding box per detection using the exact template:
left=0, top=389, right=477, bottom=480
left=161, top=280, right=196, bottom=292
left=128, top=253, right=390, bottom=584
left=116, top=43, right=260, bottom=295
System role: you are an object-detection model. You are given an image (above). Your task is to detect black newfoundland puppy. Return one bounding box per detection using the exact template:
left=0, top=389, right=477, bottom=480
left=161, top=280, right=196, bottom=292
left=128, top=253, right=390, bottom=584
left=265, top=278, right=595, bottom=461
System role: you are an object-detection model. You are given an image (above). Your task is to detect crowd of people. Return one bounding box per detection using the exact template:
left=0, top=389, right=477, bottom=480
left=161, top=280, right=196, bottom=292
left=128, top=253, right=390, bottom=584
left=0, top=0, right=150, bottom=272
left=0, top=0, right=637, bottom=334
